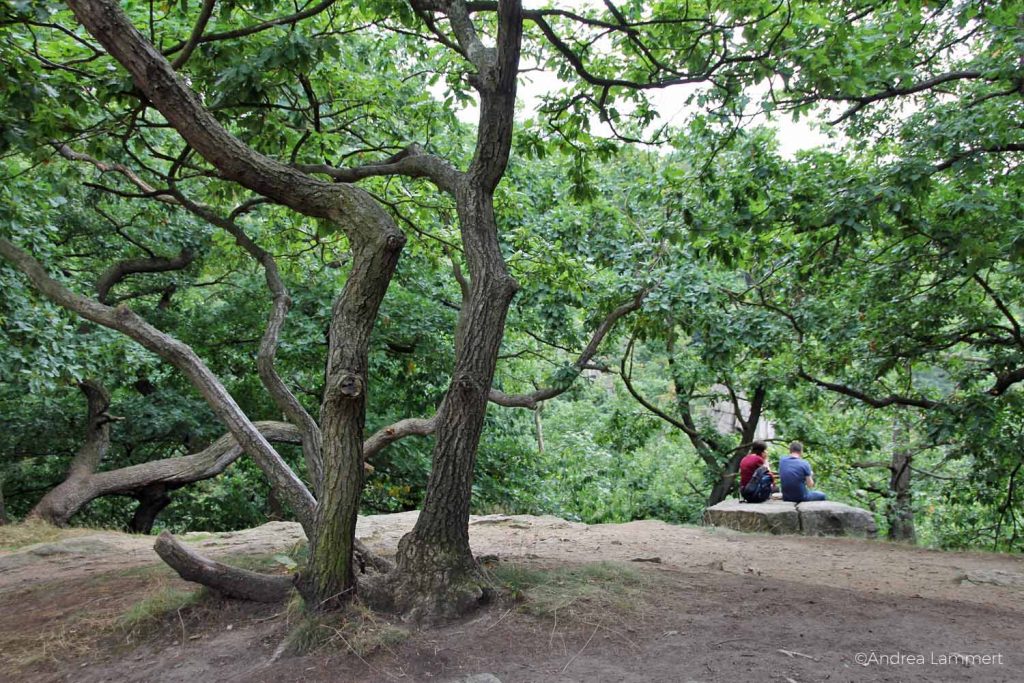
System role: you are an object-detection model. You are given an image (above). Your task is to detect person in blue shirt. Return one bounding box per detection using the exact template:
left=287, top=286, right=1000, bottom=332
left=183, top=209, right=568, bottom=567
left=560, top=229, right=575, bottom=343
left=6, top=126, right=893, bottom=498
left=778, top=441, right=827, bottom=502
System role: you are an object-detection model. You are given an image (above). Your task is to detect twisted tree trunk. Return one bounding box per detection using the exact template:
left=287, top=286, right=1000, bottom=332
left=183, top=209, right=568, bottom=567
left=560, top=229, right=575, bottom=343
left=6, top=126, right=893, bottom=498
left=29, top=380, right=113, bottom=526
left=390, top=196, right=518, bottom=619
left=299, top=229, right=404, bottom=610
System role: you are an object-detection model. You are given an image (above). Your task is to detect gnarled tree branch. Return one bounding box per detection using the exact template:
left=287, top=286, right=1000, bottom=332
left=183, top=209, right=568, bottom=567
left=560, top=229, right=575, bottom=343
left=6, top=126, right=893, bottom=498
left=295, top=143, right=462, bottom=194
left=96, top=248, right=195, bottom=304
left=168, top=188, right=325, bottom=492
left=797, top=369, right=940, bottom=409
left=155, top=531, right=294, bottom=602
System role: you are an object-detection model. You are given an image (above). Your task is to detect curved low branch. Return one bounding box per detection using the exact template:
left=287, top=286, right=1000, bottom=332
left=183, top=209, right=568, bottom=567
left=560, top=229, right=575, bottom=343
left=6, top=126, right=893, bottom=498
left=95, top=422, right=302, bottom=494
left=488, top=290, right=648, bottom=409
left=363, top=415, right=439, bottom=460
left=155, top=531, right=294, bottom=602
left=0, top=237, right=317, bottom=533
left=33, top=421, right=303, bottom=527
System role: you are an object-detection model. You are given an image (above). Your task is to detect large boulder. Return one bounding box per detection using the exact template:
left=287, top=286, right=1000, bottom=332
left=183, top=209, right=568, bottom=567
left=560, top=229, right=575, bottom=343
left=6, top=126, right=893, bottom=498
left=704, top=499, right=877, bottom=538
left=703, top=499, right=800, bottom=535
left=798, top=500, right=877, bottom=538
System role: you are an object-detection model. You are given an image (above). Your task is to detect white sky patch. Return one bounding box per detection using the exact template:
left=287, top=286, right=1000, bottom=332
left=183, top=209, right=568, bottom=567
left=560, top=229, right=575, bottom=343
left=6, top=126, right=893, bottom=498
left=431, top=1, right=843, bottom=159
left=434, top=66, right=840, bottom=159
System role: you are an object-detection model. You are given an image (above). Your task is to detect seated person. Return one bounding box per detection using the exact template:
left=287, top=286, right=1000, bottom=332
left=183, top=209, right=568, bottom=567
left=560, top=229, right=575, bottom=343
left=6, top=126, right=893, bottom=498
left=779, top=441, right=827, bottom=502
left=738, top=441, right=775, bottom=490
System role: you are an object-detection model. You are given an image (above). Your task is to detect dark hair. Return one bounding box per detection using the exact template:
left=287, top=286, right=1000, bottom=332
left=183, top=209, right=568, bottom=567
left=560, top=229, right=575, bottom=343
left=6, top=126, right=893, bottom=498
left=789, top=441, right=803, bottom=453
left=750, top=441, right=767, bottom=454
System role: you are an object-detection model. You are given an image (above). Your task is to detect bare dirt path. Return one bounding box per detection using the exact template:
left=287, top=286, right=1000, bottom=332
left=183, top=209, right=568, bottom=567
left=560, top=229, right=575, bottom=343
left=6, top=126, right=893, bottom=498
left=1, top=512, right=1022, bottom=682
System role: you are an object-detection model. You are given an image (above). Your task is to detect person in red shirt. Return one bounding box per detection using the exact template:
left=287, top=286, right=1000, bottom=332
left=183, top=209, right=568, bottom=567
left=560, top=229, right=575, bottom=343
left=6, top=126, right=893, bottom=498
left=738, top=441, right=775, bottom=490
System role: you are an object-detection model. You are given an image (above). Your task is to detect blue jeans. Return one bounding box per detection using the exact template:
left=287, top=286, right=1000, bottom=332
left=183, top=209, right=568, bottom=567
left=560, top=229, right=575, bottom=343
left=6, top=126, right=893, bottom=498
left=803, top=490, right=827, bottom=502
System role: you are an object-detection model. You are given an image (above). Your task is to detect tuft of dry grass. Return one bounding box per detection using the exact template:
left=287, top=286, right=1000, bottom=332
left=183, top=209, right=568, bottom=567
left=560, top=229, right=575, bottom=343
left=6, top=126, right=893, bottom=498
left=285, top=601, right=408, bottom=657
left=0, top=572, right=162, bottom=671
left=490, top=561, right=653, bottom=619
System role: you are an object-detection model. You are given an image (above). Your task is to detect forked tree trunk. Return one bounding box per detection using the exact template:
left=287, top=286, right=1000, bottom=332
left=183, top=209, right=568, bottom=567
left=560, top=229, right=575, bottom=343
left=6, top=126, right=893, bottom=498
left=706, top=386, right=767, bottom=506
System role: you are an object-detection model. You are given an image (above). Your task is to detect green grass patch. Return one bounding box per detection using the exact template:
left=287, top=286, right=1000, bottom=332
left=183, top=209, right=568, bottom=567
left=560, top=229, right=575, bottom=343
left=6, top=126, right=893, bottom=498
left=117, top=584, right=204, bottom=637
left=489, top=561, right=651, bottom=618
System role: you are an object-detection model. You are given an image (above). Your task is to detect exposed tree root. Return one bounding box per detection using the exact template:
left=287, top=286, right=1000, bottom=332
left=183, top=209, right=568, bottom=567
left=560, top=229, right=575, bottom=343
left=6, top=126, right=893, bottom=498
left=154, top=531, right=294, bottom=602
left=379, top=539, right=493, bottom=623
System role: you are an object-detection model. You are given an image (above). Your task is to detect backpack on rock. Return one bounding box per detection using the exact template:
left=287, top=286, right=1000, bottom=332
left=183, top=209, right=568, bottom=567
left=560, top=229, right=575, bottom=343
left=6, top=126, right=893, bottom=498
left=741, top=465, right=773, bottom=504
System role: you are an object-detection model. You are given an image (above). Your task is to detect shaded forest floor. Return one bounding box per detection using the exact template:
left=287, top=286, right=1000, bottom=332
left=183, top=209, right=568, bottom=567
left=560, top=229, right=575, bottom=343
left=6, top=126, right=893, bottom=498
left=1, top=512, right=1022, bottom=682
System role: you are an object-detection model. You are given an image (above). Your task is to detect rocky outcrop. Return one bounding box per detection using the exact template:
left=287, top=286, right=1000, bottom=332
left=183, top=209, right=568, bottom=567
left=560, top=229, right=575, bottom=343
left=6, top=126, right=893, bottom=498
left=704, top=499, right=877, bottom=538
left=702, top=500, right=801, bottom=535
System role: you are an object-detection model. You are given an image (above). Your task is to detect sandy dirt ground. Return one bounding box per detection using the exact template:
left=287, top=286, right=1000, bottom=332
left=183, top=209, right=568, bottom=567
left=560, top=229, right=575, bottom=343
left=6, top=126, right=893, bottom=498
left=1, top=511, right=1022, bottom=682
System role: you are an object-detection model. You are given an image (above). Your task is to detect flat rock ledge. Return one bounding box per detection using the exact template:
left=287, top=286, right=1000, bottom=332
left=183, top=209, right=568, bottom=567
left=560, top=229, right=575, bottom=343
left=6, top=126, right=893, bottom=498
left=704, top=499, right=877, bottom=538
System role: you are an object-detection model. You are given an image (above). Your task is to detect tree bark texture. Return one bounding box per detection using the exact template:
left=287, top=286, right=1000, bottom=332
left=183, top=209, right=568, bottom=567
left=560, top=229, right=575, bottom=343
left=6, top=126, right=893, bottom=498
left=390, top=0, right=523, bottom=621
left=155, top=531, right=294, bottom=602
